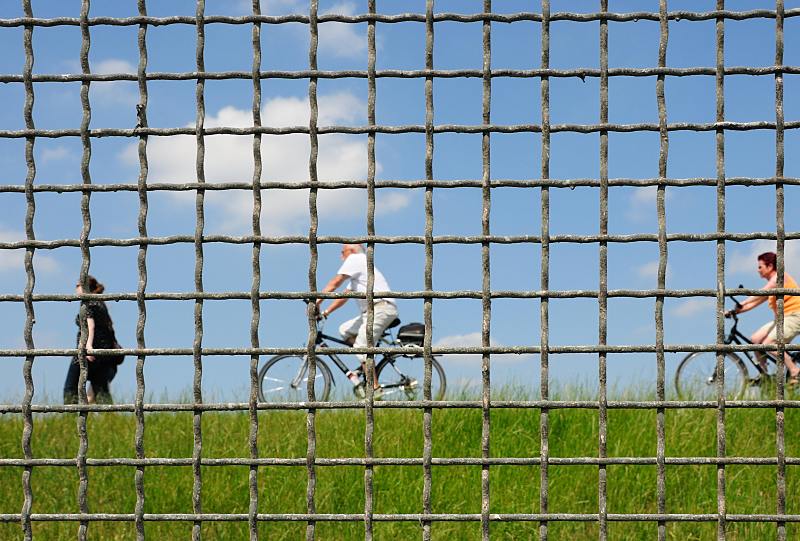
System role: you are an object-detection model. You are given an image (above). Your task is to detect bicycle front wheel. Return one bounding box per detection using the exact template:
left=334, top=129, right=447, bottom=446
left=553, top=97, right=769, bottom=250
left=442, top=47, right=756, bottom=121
left=258, top=355, right=332, bottom=402
left=376, top=356, right=446, bottom=400
left=675, top=351, right=748, bottom=400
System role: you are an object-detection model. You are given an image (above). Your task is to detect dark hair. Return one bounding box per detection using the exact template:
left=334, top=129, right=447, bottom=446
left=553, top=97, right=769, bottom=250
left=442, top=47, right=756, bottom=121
left=82, top=275, right=105, bottom=294
left=757, top=251, right=777, bottom=270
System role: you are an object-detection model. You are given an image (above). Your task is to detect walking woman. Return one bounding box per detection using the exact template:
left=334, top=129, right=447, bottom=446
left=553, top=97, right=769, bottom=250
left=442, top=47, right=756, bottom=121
left=63, top=275, right=122, bottom=404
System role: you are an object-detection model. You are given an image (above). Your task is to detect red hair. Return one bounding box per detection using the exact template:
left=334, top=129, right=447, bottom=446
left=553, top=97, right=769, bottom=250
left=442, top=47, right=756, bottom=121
left=758, top=252, right=777, bottom=270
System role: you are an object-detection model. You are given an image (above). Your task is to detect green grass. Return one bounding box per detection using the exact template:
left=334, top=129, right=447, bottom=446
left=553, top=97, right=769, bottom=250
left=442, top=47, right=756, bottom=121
left=1, top=393, right=799, bottom=540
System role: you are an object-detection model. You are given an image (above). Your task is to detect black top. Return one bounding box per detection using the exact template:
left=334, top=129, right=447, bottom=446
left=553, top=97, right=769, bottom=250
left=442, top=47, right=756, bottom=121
left=74, top=300, right=116, bottom=349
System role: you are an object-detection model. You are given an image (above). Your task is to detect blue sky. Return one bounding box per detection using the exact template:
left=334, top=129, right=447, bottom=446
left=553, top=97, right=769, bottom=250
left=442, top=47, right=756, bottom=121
left=1, top=0, right=799, bottom=401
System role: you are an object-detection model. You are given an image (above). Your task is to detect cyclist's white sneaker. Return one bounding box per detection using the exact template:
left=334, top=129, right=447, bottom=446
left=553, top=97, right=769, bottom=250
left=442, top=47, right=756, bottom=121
left=353, top=383, right=366, bottom=399
left=354, top=384, right=383, bottom=399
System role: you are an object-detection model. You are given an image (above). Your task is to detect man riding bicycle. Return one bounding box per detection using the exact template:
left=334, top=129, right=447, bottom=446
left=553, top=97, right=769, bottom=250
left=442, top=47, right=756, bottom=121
left=725, top=251, right=800, bottom=385
left=316, top=244, right=399, bottom=390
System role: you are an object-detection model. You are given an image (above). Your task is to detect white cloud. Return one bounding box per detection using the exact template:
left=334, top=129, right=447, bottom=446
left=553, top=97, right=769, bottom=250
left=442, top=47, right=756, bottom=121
left=636, top=260, right=660, bottom=279
left=0, top=228, right=58, bottom=274
left=433, top=332, right=531, bottom=365
left=727, top=240, right=800, bottom=277
left=626, top=186, right=673, bottom=222
left=259, top=0, right=367, bottom=58
left=671, top=298, right=716, bottom=318
left=319, top=2, right=367, bottom=59
left=40, top=146, right=72, bottom=163
left=121, top=92, right=407, bottom=233
left=634, top=260, right=672, bottom=282
left=631, top=185, right=657, bottom=205
left=91, top=59, right=138, bottom=106
left=376, top=191, right=412, bottom=215
left=95, top=59, right=135, bottom=75
left=435, top=332, right=485, bottom=348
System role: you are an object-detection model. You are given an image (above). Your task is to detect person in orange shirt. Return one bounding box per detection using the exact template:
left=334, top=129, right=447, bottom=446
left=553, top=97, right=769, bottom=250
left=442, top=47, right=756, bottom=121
left=727, top=251, right=800, bottom=384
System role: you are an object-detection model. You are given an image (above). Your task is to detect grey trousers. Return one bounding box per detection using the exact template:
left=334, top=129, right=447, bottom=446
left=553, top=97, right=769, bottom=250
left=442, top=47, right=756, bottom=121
left=339, top=302, right=399, bottom=363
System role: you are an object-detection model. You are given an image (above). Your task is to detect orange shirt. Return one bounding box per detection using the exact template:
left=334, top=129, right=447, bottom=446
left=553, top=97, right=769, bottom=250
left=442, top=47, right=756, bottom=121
left=768, top=273, right=800, bottom=315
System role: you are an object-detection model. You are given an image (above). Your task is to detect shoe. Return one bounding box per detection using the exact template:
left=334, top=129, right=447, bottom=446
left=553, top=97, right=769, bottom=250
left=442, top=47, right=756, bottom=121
left=787, top=375, right=800, bottom=387
left=370, top=387, right=383, bottom=399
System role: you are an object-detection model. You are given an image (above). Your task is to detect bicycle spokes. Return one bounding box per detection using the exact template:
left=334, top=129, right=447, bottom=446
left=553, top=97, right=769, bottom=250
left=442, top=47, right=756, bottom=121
left=258, top=355, right=332, bottom=401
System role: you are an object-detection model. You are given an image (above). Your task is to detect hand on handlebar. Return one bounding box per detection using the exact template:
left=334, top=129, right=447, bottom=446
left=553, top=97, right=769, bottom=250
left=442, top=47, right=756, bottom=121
left=725, top=286, right=745, bottom=319
left=305, top=298, right=326, bottom=320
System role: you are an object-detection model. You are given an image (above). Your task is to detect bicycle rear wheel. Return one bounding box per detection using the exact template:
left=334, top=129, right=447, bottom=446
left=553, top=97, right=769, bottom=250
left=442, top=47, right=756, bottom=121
left=674, top=351, right=748, bottom=400
left=375, top=355, right=446, bottom=400
left=257, top=355, right=332, bottom=402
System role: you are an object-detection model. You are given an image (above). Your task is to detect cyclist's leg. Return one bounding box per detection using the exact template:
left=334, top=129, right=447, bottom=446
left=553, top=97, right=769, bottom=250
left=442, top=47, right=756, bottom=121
left=784, top=313, right=800, bottom=378
left=353, top=303, right=398, bottom=388
left=765, top=313, right=800, bottom=378
left=339, top=314, right=362, bottom=346
left=372, top=302, right=398, bottom=338
left=752, top=321, right=774, bottom=371
left=353, top=318, right=372, bottom=385
left=371, top=302, right=398, bottom=357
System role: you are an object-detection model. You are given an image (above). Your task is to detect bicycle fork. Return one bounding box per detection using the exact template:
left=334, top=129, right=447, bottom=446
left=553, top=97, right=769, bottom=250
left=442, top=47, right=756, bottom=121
left=291, top=356, right=326, bottom=390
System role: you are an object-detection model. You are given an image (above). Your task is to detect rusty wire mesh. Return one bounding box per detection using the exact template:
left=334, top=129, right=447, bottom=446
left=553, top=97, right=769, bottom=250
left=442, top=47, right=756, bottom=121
left=1, top=1, right=800, bottom=540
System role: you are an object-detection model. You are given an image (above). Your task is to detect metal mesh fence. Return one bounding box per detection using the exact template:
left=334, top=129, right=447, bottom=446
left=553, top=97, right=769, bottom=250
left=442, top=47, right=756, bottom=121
left=0, top=1, right=799, bottom=539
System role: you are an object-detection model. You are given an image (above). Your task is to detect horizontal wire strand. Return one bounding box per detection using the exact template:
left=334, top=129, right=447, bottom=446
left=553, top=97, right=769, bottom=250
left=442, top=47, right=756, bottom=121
left=1, top=5, right=796, bottom=534
left=1, top=8, right=800, bottom=27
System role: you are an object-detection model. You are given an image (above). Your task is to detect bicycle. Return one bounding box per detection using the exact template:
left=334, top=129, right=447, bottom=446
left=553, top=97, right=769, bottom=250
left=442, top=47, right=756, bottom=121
left=257, top=305, right=446, bottom=402
left=674, top=289, right=800, bottom=399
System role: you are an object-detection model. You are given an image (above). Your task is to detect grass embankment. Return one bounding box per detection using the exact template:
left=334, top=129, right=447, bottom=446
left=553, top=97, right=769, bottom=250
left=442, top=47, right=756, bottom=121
left=0, top=399, right=799, bottom=540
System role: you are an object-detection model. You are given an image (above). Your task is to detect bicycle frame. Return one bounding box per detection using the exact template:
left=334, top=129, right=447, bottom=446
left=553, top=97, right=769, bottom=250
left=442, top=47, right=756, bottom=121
left=257, top=304, right=445, bottom=402
left=726, top=293, right=799, bottom=379
left=309, top=318, right=396, bottom=383
left=723, top=316, right=771, bottom=378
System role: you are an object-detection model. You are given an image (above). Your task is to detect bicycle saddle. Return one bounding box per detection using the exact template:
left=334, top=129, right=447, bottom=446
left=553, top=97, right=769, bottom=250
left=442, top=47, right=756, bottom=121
left=386, top=318, right=401, bottom=329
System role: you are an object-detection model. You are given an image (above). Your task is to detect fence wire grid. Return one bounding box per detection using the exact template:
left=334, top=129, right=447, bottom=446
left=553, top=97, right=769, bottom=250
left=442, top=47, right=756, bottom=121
left=1, top=0, right=800, bottom=540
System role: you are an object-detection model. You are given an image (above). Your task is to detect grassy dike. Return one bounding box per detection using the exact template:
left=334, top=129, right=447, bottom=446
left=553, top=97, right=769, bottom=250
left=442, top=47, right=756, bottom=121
left=0, top=401, right=799, bottom=540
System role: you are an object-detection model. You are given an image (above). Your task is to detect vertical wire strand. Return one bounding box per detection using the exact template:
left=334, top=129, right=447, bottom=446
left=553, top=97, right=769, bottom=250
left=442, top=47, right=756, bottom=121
left=774, top=1, right=786, bottom=539
left=538, top=2, right=551, bottom=540
left=249, top=1, right=263, bottom=539
left=306, top=2, right=320, bottom=540
left=480, top=1, right=492, bottom=540
left=8, top=3, right=795, bottom=536
left=77, top=1, right=93, bottom=539
left=135, top=1, right=150, bottom=539
left=74, top=4, right=98, bottom=541
left=655, top=2, right=669, bottom=540
left=598, top=1, right=609, bottom=539
left=422, top=1, right=435, bottom=539
left=714, top=2, right=727, bottom=539
left=364, top=0, right=377, bottom=539
left=20, top=1, right=36, bottom=539
left=192, top=1, right=206, bottom=539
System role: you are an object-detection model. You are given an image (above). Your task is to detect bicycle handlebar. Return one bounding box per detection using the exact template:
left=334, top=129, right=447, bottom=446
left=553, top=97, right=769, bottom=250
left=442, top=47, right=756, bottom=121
left=723, top=284, right=745, bottom=321
left=302, top=298, right=326, bottom=317
left=728, top=284, right=744, bottom=308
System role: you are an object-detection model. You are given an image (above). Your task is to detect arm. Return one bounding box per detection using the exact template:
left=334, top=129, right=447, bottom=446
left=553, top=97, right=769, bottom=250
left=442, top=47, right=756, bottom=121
left=733, top=275, right=776, bottom=315
left=86, top=317, right=96, bottom=362
left=316, top=274, right=349, bottom=317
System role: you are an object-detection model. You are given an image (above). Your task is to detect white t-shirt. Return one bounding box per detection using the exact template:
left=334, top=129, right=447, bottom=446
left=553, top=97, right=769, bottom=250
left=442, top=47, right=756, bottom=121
left=337, top=252, right=396, bottom=313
